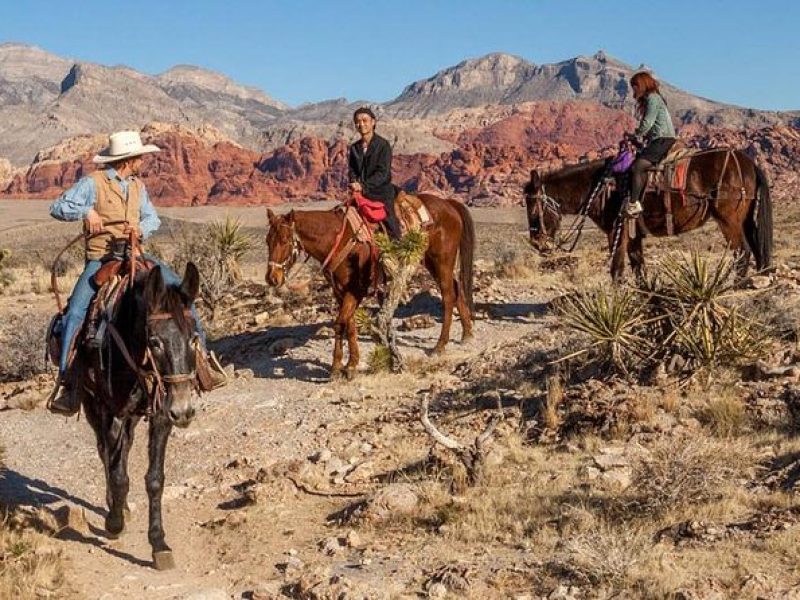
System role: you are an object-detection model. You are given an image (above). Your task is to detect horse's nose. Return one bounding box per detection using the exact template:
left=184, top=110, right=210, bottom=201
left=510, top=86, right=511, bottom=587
left=169, top=405, right=195, bottom=427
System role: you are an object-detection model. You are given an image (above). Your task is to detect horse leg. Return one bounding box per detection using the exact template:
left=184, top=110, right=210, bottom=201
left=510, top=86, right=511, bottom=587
left=453, top=277, right=473, bottom=342
left=430, top=257, right=456, bottom=355
left=608, top=223, right=627, bottom=283
left=345, top=315, right=360, bottom=380
left=146, top=413, right=175, bottom=570
left=340, top=293, right=361, bottom=380
left=713, top=212, right=750, bottom=281
left=627, top=233, right=647, bottom=285
left=331, top=297, right=346, bottom=379
left=104, top=416, right=137, bottom=538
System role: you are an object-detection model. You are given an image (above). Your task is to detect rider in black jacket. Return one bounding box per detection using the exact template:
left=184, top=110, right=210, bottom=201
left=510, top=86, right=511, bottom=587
left=348, top=107, right=402, bottom=238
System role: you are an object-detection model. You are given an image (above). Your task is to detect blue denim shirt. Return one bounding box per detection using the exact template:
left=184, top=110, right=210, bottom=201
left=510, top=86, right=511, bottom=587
left=49, top=168, right=161, bottom=239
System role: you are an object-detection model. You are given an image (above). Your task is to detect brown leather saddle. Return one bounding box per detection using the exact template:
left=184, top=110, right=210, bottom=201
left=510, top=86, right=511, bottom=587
left=644, top=140, right=696, bottom=234
left=324, top=192, right=432, bottom=274
left=85, top=255, right=155, bottom=349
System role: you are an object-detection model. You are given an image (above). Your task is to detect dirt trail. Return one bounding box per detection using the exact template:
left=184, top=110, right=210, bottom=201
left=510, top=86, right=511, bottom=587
left=0, top=203, right=553, bottom=598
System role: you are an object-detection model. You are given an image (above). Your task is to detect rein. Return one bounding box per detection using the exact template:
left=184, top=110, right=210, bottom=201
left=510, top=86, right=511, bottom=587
left=529, top=168, right=611, bottom=253
left=50, top=220, right=135, bottom=313
left=107, top=309, right=196, bottom=419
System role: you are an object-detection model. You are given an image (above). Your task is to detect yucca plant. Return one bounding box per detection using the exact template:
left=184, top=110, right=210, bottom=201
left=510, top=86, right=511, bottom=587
left=208, top=216, right=252, bottom=282
left=553, top=286, right=656, bottom=376
left=657, top=252, right=769, bottom=375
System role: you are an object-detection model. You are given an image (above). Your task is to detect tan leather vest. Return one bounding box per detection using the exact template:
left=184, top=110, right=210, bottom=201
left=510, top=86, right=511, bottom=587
left=85, top=171, right=142, bottom=260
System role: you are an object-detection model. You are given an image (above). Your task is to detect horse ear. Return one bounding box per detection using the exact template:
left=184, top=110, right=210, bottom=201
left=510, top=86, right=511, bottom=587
left=180, top=262, right=200, bottom=302
left=531, top=169, right=542, bottom=187
left=145, top=265, right=166, bottom=307
left=288, top=210, right=295, bottom=224
left=266, top=208, right=275, bottom=224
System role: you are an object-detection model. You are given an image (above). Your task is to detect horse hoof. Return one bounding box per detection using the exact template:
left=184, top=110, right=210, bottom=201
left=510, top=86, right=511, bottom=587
left=428, top=346, right=445, bottom=357
left=461, top=333, right=474, bottom=343
left=345, top=368, right=357, bottom=381
left=105, top=517, right=125, bottom=538
left=153, top=550, right=175, bottom=571
left=330, top=369, right=344, bottom=382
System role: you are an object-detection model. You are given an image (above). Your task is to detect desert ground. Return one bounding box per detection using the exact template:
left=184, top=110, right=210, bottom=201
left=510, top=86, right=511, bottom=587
left=3, top=198, right=800, bottom=599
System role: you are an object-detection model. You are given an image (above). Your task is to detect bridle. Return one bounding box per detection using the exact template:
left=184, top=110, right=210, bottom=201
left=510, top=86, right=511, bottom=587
left=526, top=184, right=562, bottom=236
left=107, top=309, right=197, bottom=419
left=267, top=220, right=303, bottom=275
left=527, top=170, right=613, bottom=253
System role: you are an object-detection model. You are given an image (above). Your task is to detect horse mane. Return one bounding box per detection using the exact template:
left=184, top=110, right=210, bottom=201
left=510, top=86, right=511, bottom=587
left=543, top=158, right=608, bottom=183
left=130, top=268, right=193, bottom=335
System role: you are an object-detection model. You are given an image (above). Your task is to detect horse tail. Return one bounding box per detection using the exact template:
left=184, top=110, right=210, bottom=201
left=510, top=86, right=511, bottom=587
left=746, top=164, right=773, bottom=271
left=451, top=199, right=475, bottom=312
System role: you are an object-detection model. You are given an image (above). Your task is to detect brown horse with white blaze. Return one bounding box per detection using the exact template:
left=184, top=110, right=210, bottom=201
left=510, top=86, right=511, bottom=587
left=523, top=148, right=773, bottom=281
left=265, top=194, right=475, bottom=379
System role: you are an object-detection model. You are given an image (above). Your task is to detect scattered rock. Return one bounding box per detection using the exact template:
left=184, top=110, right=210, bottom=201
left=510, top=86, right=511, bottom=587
left=52, top=504, right=88, bottom=536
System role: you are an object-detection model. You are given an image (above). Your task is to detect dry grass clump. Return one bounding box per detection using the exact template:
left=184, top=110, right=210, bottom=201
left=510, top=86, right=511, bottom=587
left=699, top=390, right=748, bottom=437
left=0, top=312, right=49, bottom=382
left=493, top=249, right=536, bottom=280
left=1, top=445, right=64, bottom=599
left=548, top=524, right=650, bottom=587
left=628, top=436, right=755, bottom=515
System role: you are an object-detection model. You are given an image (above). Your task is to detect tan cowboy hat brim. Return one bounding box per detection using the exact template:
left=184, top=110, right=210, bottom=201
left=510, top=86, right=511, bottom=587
left=92, top=144, right=161, bottom=164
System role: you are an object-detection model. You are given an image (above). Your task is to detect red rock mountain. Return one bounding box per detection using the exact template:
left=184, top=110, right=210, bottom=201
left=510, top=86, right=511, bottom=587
left=1, top=45, right=798, bottom=206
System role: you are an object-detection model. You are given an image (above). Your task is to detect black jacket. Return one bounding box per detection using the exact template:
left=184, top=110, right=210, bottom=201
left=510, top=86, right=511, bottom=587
left=348, top=134, right=395, bottom=203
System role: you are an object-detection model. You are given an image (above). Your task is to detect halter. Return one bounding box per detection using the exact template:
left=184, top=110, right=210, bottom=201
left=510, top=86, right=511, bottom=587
left=267, top=220, right=303, bottom=274
left=107, top=309, right=196, bottom=419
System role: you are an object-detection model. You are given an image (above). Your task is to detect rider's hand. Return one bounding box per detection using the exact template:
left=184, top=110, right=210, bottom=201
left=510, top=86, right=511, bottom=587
left=349, top=182, right=362, bottom=193
left=123, top=223, right=141, bottom=239
left=84, top=208, right=103, bottom=234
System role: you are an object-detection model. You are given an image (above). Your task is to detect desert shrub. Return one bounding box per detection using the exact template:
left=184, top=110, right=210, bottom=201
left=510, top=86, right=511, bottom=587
left=628, top=437, right=753, bottom=515
left=172, top=216, right=253, bottom=320
left=0, top=313, right=49, bottom=382
left=549, top=525, right=650, bottom=587
left=0, top=249, right=15, bottom=292
left=554, top=252, right=770, bottom=383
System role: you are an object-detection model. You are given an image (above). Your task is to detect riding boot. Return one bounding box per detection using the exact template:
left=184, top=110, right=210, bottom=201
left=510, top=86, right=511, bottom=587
left=47, top=372, right=80, bottom=416
left=194, top=341, right=228, bottom=392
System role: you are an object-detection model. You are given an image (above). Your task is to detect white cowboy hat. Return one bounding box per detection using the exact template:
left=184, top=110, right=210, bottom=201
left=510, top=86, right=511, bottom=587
left=92, top=130, right=161, bottom=164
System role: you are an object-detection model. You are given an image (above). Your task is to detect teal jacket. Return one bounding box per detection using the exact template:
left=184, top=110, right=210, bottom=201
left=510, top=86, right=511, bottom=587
left=635, top=93, right=676, bottom=141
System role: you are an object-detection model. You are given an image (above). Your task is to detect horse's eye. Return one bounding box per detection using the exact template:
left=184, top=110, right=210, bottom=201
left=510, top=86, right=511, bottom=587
left=149, top=336, right=164, bottom=353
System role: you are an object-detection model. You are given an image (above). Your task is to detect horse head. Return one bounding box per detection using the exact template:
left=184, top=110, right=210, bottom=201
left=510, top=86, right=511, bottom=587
left=265, top=209, right=298, bottom=288
left=139, top=263, right=200, bottom=428
left=523, top=169, right=561, bottom=255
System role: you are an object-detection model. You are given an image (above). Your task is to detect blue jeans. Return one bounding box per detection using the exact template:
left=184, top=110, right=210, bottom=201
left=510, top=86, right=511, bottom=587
left=58, top=256, right=206, bottom=377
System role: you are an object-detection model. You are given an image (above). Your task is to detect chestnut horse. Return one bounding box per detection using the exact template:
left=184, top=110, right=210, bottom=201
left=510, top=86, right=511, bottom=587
left=265, top=194, right=474, bottom=379
left=524, top=149, right=773, bottom=281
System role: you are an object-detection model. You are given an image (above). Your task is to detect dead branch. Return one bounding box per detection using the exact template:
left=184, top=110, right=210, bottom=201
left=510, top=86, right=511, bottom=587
left=419, top=390, right=501, bottom=487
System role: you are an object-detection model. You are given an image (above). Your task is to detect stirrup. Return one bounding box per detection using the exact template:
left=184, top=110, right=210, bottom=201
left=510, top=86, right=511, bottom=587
left=47, top=380, right=80, bottom=416
left=194, top=341, right=228, bottom=392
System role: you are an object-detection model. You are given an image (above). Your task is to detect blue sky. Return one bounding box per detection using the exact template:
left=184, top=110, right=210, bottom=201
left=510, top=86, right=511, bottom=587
left=1, top=0, right=798, bottom=110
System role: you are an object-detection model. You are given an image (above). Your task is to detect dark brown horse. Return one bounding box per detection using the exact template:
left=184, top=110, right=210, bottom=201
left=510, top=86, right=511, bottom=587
left=523, top=149, right=773, bottom=281
left=265, top=194, right=475, bottom=379
left=76, top=264, right=200, bottom=570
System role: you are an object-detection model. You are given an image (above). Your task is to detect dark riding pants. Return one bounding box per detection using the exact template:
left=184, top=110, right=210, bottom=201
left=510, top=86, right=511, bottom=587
left=630, top=137, right=676, bottom=203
